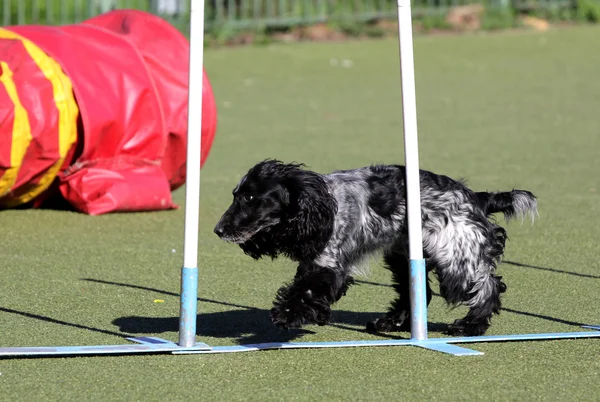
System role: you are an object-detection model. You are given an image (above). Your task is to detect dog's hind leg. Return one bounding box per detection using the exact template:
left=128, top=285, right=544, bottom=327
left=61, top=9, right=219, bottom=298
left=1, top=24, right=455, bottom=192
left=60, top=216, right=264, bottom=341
left=270, top=263, right=354, bottom=329
left=447, top=271, right=506, bottom=336
left=436, top=225, right=508, bottom=337
left=366, top=246, right=433, bottom=333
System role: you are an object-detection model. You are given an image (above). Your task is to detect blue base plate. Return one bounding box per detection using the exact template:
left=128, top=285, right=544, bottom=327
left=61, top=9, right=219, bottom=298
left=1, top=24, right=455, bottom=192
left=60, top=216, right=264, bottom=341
left=168, top=327, right=600, bottom=356
left=1, top=327, right=599, bottom=358
left=0, top=337, right=211, bottom=357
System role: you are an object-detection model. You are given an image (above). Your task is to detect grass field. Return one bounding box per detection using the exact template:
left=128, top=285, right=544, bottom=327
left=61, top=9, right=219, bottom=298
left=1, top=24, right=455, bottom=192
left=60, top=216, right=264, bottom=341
left=2, top=25, right=600, bottom=401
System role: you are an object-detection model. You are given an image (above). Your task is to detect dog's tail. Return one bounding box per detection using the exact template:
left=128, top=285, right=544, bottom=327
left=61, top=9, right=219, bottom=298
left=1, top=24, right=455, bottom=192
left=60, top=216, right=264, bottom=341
left=476, top=190, right=538, bottom=223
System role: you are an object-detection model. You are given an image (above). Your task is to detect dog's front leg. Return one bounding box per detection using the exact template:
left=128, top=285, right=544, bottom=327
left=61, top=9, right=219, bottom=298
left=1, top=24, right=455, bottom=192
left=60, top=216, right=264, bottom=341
left=270, top=263, right=353, bottom=329
left=367, top=248, right=433, bottom=333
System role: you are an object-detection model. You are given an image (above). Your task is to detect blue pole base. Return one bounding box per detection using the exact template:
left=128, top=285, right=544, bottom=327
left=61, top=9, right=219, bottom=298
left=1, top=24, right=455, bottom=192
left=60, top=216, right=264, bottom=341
left=409, top=258, right=427, bottom=340
left=179, top=267, right=199, bottom=347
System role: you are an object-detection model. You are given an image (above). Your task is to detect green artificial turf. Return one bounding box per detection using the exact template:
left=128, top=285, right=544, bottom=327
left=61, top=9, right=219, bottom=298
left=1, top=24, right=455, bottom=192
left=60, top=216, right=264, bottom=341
left=1, top=26, right=600, bottom=401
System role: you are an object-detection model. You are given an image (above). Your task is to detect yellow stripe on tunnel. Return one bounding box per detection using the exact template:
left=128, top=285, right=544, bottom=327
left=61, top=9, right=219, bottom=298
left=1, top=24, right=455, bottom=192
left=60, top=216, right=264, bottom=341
left=0, top=60, right=32, bottom=198
left=0, top=28, right=78, bottom=207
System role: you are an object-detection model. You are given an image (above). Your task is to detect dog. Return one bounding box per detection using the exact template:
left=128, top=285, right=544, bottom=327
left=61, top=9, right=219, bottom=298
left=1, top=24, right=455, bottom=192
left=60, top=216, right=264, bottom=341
left=213, top=159, right=538, bottom=336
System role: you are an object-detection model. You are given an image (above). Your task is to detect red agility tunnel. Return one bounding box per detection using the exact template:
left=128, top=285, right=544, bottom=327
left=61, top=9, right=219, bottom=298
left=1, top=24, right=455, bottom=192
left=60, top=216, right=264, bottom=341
left=0, top=9, right=217, bottom=215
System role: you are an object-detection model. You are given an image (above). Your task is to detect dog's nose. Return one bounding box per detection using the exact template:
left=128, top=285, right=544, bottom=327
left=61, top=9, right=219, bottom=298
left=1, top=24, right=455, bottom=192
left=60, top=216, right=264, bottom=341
left=214, top=225, right=225, bottom=238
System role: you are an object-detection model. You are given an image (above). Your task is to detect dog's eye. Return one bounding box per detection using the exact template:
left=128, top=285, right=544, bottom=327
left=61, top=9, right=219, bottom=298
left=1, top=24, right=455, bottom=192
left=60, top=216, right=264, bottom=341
left=243, top=194, right=254, bottom=202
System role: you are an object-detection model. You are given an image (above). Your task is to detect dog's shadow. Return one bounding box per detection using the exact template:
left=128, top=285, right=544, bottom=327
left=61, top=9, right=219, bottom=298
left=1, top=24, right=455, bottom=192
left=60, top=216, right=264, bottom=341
left=99, top=278, right=450, bottom=344
left=111, top=307, right=451, bottom=345
left=113, top=307, right=312, bottom=345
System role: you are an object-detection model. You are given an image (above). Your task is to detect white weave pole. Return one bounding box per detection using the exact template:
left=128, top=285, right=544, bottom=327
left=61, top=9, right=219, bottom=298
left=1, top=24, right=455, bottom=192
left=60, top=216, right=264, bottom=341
left=179, top=0, right=206, bottom=348
left=395, top=0, right=428, bottom=340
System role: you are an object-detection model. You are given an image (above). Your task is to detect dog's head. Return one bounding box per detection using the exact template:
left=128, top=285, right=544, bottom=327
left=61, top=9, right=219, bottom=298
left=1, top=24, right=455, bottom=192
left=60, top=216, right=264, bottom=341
left=214, top=159, right=337, bottom=261
left=213, top=159, right=293, bottom=244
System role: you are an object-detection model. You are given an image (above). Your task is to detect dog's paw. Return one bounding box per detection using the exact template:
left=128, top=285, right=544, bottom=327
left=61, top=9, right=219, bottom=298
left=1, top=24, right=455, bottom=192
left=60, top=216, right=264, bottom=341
left=270, top=300, right=331, bottom=330
left=446, top=319, right=488, bottom=336
left=270, top=305, right=305, bottom=330
left=270, top=287, right=332, bottom=330
left=366, top=313, right=410, bottom=333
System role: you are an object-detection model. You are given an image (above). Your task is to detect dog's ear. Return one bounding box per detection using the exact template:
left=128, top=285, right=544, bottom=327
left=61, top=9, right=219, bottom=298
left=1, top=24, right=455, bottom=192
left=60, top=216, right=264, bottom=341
left=274, top=183, right=290, bottom=206
left=295, top=178, right=334, bottom=238
left=285, top=171, right=337, bottom=261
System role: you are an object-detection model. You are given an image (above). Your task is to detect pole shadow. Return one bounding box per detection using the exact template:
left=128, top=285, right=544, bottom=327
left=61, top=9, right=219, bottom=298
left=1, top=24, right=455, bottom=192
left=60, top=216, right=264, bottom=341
left=0, top=306, right=126, bottom=339
left=503, top=260, right=600, bottom=279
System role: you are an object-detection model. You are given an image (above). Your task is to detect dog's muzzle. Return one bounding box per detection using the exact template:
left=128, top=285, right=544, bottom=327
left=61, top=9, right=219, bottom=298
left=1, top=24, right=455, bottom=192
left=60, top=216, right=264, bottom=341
left=213, top=223, right=248, bottom=243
